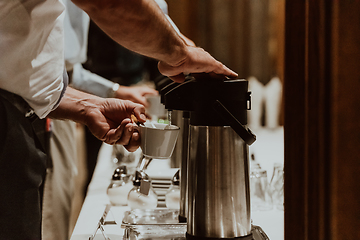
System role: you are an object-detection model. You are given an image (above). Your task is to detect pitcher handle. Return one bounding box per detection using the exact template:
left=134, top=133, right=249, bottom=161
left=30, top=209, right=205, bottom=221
left=212, top=100, right=256, bottom=145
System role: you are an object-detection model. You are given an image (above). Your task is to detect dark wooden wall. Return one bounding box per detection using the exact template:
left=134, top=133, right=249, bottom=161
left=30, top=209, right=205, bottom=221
left=284, top=0, right=360, bottom=239
left=167, top=0, right=285, bottom=85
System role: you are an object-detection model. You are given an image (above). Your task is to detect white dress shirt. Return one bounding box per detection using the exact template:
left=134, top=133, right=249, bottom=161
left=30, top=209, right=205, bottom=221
left=0, top=0, right=66, bottom=118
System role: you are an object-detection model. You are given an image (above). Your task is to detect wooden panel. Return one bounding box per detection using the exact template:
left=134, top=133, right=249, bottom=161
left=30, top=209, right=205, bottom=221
left=167, top=0, right=254, bottom=77
left=195, top=0, right=211, bottom=51
left=269, top=0, right=285, bottom=81
left=228, top=0, right=250, bottom=78
left=272, top=0, right=285, bottom=125
left=330, top=1, right=360, bottom=239
left=284, top=0, right=332, bottom=239
left=283, top=0, right=306, bottom=239
left=285, top=0, right=360, bottom=239
left=210, top=0, right=231, bottom=67
left=248, top=0, right=272, bottom=84
left=306, top=0, right=331, bottom=239
left=166, top=0, right=189, bottom=37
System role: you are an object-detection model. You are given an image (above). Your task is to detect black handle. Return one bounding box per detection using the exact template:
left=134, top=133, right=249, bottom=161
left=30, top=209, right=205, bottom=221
left=212, top=100, right=256, bottom=145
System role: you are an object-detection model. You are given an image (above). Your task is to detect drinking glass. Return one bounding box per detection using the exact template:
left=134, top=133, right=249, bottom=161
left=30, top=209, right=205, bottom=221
left=269, top=163, right=284, bottom=210
left=250, top=169, right=273, bottom=211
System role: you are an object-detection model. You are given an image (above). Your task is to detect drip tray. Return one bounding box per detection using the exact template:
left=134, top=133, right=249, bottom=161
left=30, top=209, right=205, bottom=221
left=122, top=209, right=185, bottom=226
left=122, top=209, right=186, bottom=240
left=121, top=209, right=269, bottom=240
left=124, top=225, right=186, bottom=240
left=123, top=225, right=268, bottom=240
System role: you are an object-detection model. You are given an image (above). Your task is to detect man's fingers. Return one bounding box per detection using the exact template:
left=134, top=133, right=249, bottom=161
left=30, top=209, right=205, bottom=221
left=104, top=118, right=131, bottom=144
left=157, top=46, right=238, bottom=80
left=168, top=73, right=186, bottom=83
left=123, top=131, right=141, bottom=152
left=132, top=106, right=147, bottom=123
left=212, top=62, right=238, bottom=78
left=115, top=122, right=136, bottom=145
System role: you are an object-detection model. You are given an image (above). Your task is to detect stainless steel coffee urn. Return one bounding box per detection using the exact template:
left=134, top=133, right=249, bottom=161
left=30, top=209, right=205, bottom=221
left=162, top=74, right=256, bottom=239
left=157, top=78, right=190, bottom=222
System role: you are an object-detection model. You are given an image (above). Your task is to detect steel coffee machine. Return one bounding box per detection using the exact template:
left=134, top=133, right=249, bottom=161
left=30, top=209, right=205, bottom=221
left=161, top=74, right=267, bottom=240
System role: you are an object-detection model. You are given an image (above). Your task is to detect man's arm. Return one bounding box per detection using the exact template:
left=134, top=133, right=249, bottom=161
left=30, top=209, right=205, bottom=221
left=71, top=0, right=237, bottom=82
left=48, top=87, right=146, bottom=151
left=72, top=0, right=185, bottom=65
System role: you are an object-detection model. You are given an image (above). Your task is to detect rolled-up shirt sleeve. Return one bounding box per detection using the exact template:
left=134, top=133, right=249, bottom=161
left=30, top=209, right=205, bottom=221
left=0, top=0, right=66, bottom=119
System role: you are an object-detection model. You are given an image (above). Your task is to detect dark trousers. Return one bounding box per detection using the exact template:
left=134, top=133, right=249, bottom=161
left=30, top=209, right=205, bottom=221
left=0, top=90, right=48, bottom=240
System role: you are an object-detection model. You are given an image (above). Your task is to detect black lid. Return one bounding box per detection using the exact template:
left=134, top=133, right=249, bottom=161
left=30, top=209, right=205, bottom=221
left=162, top=74, right=250, bottom=126
left=190, top=78, right=250, bottom=127
left=162, top=74, right=256, bottom=145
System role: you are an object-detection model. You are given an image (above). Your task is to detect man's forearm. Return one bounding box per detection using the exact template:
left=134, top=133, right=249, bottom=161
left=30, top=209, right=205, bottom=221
left=48, top=87, right=99, bottom=125
left=72, top=0, right=188, bottom=66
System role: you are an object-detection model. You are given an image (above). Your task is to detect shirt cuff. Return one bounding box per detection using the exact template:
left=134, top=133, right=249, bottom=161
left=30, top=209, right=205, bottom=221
left=52, top=68, right=69, bottom=110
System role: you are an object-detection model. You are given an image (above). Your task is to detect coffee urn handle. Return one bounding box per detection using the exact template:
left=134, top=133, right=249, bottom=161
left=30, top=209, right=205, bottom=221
left=212, top=100, right=256, bottom=145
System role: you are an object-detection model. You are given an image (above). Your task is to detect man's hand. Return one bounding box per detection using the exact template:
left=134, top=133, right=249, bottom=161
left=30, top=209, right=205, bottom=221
left=157, top=46, right=238, bottom=83
left=84, top=98, right=146, bottom=151
left=49, top=87, right=147, bottom=152
left=115, top=85, right=158, bottom=107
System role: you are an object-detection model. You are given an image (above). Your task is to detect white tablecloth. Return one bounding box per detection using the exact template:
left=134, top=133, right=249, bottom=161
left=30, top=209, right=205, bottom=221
left=70, top=127, right=284, bottom=240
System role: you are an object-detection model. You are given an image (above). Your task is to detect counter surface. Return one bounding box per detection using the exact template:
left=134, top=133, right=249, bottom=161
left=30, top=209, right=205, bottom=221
left=70, top=127, right=284, bottom=240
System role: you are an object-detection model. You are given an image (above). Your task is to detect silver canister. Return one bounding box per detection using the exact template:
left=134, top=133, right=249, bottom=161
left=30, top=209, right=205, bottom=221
left=170, top=110, right=184, bottom=168
left=179, top=112, right=190, bottom=222
left=187, top=125, right=251, bottom=238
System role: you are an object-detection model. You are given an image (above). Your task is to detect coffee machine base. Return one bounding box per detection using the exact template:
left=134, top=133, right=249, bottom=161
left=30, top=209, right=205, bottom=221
left=185, top=225, right=268, bottom=240
left=123, top=225, right=269, bottom=240
left=186, top=233, right=253, bottom=240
